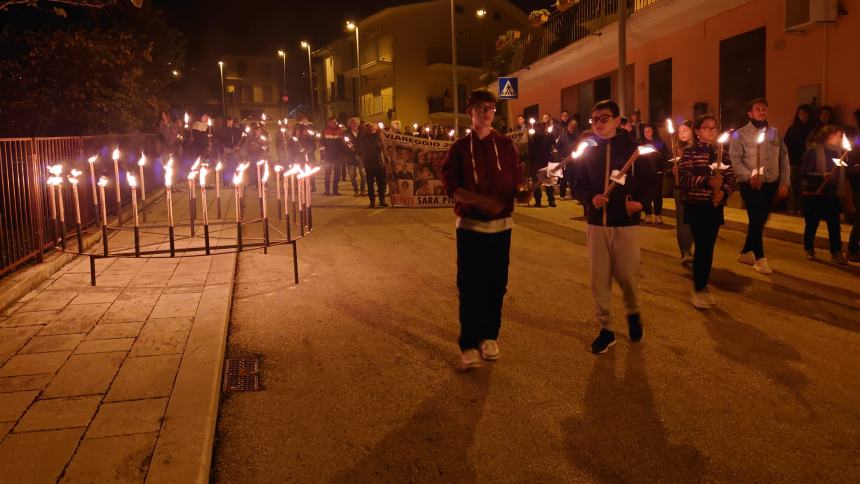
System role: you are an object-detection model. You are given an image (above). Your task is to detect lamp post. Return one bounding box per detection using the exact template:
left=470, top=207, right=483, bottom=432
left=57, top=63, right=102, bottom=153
left=299, top=42, right=315, bottom=123
left=277, top=50, right=287, bottom=116
left=450, top=0, right=459, bottom=134
left=346, top=21, right=361, bottom=118
left=218, top=61, right=226, bottom=118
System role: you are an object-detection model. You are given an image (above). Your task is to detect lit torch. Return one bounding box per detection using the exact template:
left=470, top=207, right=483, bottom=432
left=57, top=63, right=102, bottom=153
left=98, top=177, right=109, bottom=256
left=126, top=172, right=141, bottom=256
left=200, top=165, right=211, bottom=254
left=165, top=160, right=176, bottom=256
left=274, top=165, right=284, bottom=221
left=111, top=147, right=122, bottom=221
left=87, top=155, right=98, bottom=208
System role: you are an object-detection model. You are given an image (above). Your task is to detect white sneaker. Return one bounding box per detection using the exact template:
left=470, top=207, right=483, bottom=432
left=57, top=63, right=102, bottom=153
left=480, top=340, right=500, bottom=361
left=754, top=257, right=773, bottom=275
left=690, top=290, right=713, bottom=309
left=460, top=349, right=483, bottom=370
left=738, top=251, right=756, bottom=265
left=702, top=288, right=716, bottom=306
left=656, top=215, right=663, bottom=224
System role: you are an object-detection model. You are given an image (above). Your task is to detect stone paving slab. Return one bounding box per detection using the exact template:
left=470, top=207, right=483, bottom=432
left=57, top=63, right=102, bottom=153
left=86, top=322, right=145, bottom=340
left=42, top=351, right=127, bottom=399
left=86, top=397, right=168, bottom=439
left=0, top=390, right=39, bottom=422
left=14, top=395, right=101, bottom=432
left=0, top=374, right=53, bottom=393
left=61, top=432, right=158, bottom=484
left=0, top=428, right=85, bottom=483
left=0, top=351, right=71, bottom=377
left=105, top=354, right=181, bottom=402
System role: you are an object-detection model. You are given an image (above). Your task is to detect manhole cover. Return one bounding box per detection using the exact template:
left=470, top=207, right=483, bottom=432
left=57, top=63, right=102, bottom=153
left=224, top=358, right=259, bottom=392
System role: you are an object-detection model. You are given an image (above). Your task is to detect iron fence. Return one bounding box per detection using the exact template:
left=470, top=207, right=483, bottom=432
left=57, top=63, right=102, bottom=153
left=0, top=134, right=161, bottom=277
left=505, top=0, right=662, bottom=74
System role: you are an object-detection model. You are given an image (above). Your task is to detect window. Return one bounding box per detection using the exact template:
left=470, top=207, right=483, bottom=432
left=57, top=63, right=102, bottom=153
left=253, top=86, right=263, bottom=103
left=241, top=85, right=253, bottom=102
left=720, top=27, right=766, bottom=129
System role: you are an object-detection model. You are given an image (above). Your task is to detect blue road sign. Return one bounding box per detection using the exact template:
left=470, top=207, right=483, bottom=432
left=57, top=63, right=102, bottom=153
left=498, top=77, right=518, bottom=100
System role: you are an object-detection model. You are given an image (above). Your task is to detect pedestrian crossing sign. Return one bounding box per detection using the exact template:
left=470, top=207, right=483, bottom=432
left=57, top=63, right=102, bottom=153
left=498, top=77, right=518, bottom=99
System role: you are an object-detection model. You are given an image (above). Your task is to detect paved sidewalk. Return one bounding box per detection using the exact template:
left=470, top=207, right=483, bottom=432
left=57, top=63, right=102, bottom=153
left=0, top=187, right=236, bottom=483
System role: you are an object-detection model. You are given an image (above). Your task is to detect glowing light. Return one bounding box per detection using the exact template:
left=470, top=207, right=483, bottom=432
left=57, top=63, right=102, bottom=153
left=137, top=154, right=146, bottom=167
left=842, top=134, right=853, bottom=151
left=98, top=176, right=109, bottom=187
left=756, top=130, right=766, bottom=144
left=717, top=131, right=731, bottom=144
left=111, top=148, right=120, bottom=161
left=126, top=172, right=138, bottom=188
left=637, top=145, right=657, bottom=155
left=87, top=155, right=97, bottom=164
left=667, top=119, right=675, bottom=134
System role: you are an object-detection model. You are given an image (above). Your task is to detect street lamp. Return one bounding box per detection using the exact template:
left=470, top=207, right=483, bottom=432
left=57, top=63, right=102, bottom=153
left=277, top=50, right=287, bottom=120
left=346, top=20, right=361, bottom=118
left=449, top=1, right=459, bottom=134
left=218, top=61, right=226, bottom=118
left=300, top=41, right=315, bottom=123
left=476, top=9, right=487, bottom=17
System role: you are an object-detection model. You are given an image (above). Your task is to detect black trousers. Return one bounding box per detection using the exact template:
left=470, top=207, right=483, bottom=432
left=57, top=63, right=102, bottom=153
left=848, top=188, right=860, bottom=254
left=740, top=181, right=778, bottom=259
left=456, top=228, right=511, bottom=350
left=365, top=167, right=386, bottom=204
left=643, top=175, right=664, bottom=215
left=803, top=196, right=842, bottom=253
left=532, top=175, right=555, bottom=205
left=686, top=203, right=723, bottom=291
left=324, top=161, right=341, bottom=194
left=559, top=167, right=575, bottom=198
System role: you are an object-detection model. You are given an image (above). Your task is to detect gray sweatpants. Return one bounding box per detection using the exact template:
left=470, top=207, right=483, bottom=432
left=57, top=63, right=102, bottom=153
left=586, top=224, right=641, bottom=330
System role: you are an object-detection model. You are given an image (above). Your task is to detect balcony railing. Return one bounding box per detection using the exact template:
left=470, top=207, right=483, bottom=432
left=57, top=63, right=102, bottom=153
left=426, top=46, right=481, bottom=68
left=504, top=0, right=661, bottom=74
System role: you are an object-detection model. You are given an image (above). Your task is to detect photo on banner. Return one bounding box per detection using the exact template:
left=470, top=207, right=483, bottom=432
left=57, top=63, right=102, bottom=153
left=380, top=130, right=528, bottom=208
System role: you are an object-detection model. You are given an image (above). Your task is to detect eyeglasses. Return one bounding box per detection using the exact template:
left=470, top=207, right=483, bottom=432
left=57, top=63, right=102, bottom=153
left=699, top=125, right=718, bottom=131
left=590, top=114, right=615, bottom=125
left=471, top=105, right=496, bottom=115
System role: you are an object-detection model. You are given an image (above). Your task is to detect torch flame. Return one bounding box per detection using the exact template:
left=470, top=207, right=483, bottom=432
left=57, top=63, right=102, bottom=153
left=48, top=164, right=63, bottom=176
left=98, top=176, right=109, bottom=187
left=717, top=131, right=731, bottom=144
left=307, top=130, right=315, bottom=136
left=449, top=130, right=455, bottom=137
left=637, top=145, right=657, bottom=155
left=280, top=127, right=286, bottom=133
left=756, top=130, right=766, bottom=144
left=274, top=165, right=283, bottom=173
left=207, top=118, right=212, bottom=127
left=285, top=165, right=302, bottom=176
left=67, top=176, right=78, bottom=185
left=547, top=125, right=554, bottom=134
left=191, top=157, right=201, bottom=171
left=261, top=113, right=267, bottom=121
left=262, top=163, right=270, bottom=183
left=199, top=166, right=208, bottom=187
left=529, top=118, right=536, bottom=125
left=184, top=112, right=190, bottom=124
left=256, top=160, right=265, bottom=166
left=126, top=172, right=137, bottom=188
left=187, top=170, right=197, bottom=181
left=842, top=134, right=852, bottom=151
left=165, top=165, right=173, bottom=187
left=215, top=161, right=223, bottom=171
left=70, top=169, right=82, bottom=177
left=666, top=118, right=675, bottom=134
left=343, top=136, right=350, bottom=143
left=137, top=154, right=146, bottom=167
left=528, top=128, right=535, bottom=135
left=87, top=155, right=97, bottom=164
left=112, top=148, right=120, bottom=161
left=571, top=140, right=592, bottom=159
left=245, top=126, right=251, bottom=134
left=378, top=122, right=385, bottom=129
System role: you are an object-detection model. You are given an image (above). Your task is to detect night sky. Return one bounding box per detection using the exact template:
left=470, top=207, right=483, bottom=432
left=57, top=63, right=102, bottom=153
left=151, top=0, right=548, bottom=108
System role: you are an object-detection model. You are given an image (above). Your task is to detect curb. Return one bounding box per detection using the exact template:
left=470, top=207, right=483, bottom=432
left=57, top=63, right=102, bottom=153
left=145, top=233, right=237, bottom=483
left=0, top=188, right=166, bottom=313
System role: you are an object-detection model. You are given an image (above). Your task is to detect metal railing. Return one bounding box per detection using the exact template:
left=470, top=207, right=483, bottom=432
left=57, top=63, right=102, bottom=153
left=360, top=95, right=394, bottom=116
left=505, top=0, right=662, bottom=74
left=0, top=134, right=162, bottom=278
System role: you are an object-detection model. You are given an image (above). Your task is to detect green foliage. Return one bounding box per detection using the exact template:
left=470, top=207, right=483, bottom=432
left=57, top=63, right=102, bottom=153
left=0, top=5, right=185, bottom=136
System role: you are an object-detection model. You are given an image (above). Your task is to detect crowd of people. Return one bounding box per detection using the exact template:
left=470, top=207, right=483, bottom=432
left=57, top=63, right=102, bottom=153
left=440, top=89, right=859, bottom=368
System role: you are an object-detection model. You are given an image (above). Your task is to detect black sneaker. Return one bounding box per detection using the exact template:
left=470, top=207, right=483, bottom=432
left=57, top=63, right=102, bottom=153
left=591, top=329, right=616, bottom=354
left=368, top=201, right=375, bottom=208
left=627, top=313, right=643, bottom=343
left=378, top=201, right=389, bottom=207
left=548, top=200, right=557, bottom=207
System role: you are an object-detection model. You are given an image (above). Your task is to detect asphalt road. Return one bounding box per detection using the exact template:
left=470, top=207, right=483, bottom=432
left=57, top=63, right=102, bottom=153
left=213, top=186, right=860, bottom=483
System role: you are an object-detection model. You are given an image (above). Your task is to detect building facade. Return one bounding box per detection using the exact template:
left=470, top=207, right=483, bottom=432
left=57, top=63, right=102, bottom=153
left=491, top=0, right=857, bottom=134
left=220, top=55, right=283, bottom=121
left=312, top=0, right=528, bottom=126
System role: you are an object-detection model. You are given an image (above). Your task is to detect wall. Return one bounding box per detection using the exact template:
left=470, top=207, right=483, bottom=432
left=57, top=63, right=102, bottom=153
left=500, top=0, right=860, bottom=134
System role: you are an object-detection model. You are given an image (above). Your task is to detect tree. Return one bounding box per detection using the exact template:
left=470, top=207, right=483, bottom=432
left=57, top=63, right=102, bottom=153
left=0, top=3, right=185, bottom=136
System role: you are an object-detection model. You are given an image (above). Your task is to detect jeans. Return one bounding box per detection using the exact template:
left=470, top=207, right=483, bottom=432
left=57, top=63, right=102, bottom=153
left=348, top=164, right=366, bottom=194
left=803, top=196, right=842, bottom=253
left=789, top=167, right=803, bottom=213
left=673, top=188, right=693, bottom=257
left=456, top=229, right=511, bottom=350
left=686, top=203, right=723, bottom=291
left=740, top=181, right=778, bottom=259
left=323, top=161, right=341, bottom=194
left=365, top=167, right=387, bottom=205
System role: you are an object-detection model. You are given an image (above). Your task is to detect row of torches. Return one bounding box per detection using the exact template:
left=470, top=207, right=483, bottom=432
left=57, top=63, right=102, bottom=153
left=45, top=147, right=321, bottom=257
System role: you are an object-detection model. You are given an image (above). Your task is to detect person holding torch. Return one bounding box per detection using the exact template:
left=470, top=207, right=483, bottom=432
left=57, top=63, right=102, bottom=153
left=728, top=98, right=790, bottom=275
left=679, top=115, right=736, bottom=309
left=440, top=89, right=530, bottom=369
left=573, top=100, right=656, bottom=355
left=800, top=125, right=850, bottom=265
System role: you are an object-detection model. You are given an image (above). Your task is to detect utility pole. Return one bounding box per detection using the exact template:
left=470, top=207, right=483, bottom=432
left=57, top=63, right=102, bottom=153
left=618, top=0, right=628, bottom=116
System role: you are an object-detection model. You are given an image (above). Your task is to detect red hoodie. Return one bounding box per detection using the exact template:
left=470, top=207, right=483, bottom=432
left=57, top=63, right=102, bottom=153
left=441, top=130, right=524, bottom=221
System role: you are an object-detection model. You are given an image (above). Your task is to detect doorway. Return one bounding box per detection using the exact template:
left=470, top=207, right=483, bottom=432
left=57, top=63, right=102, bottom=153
left=719, top=27, right=766, bottom=129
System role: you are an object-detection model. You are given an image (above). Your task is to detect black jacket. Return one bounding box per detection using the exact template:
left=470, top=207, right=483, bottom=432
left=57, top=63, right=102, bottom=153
left=575, top=132, right=656, bottom=227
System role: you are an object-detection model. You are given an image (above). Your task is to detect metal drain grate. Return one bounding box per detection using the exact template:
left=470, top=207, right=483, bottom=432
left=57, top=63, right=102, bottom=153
left=224, top=358, right=259, bottom=392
